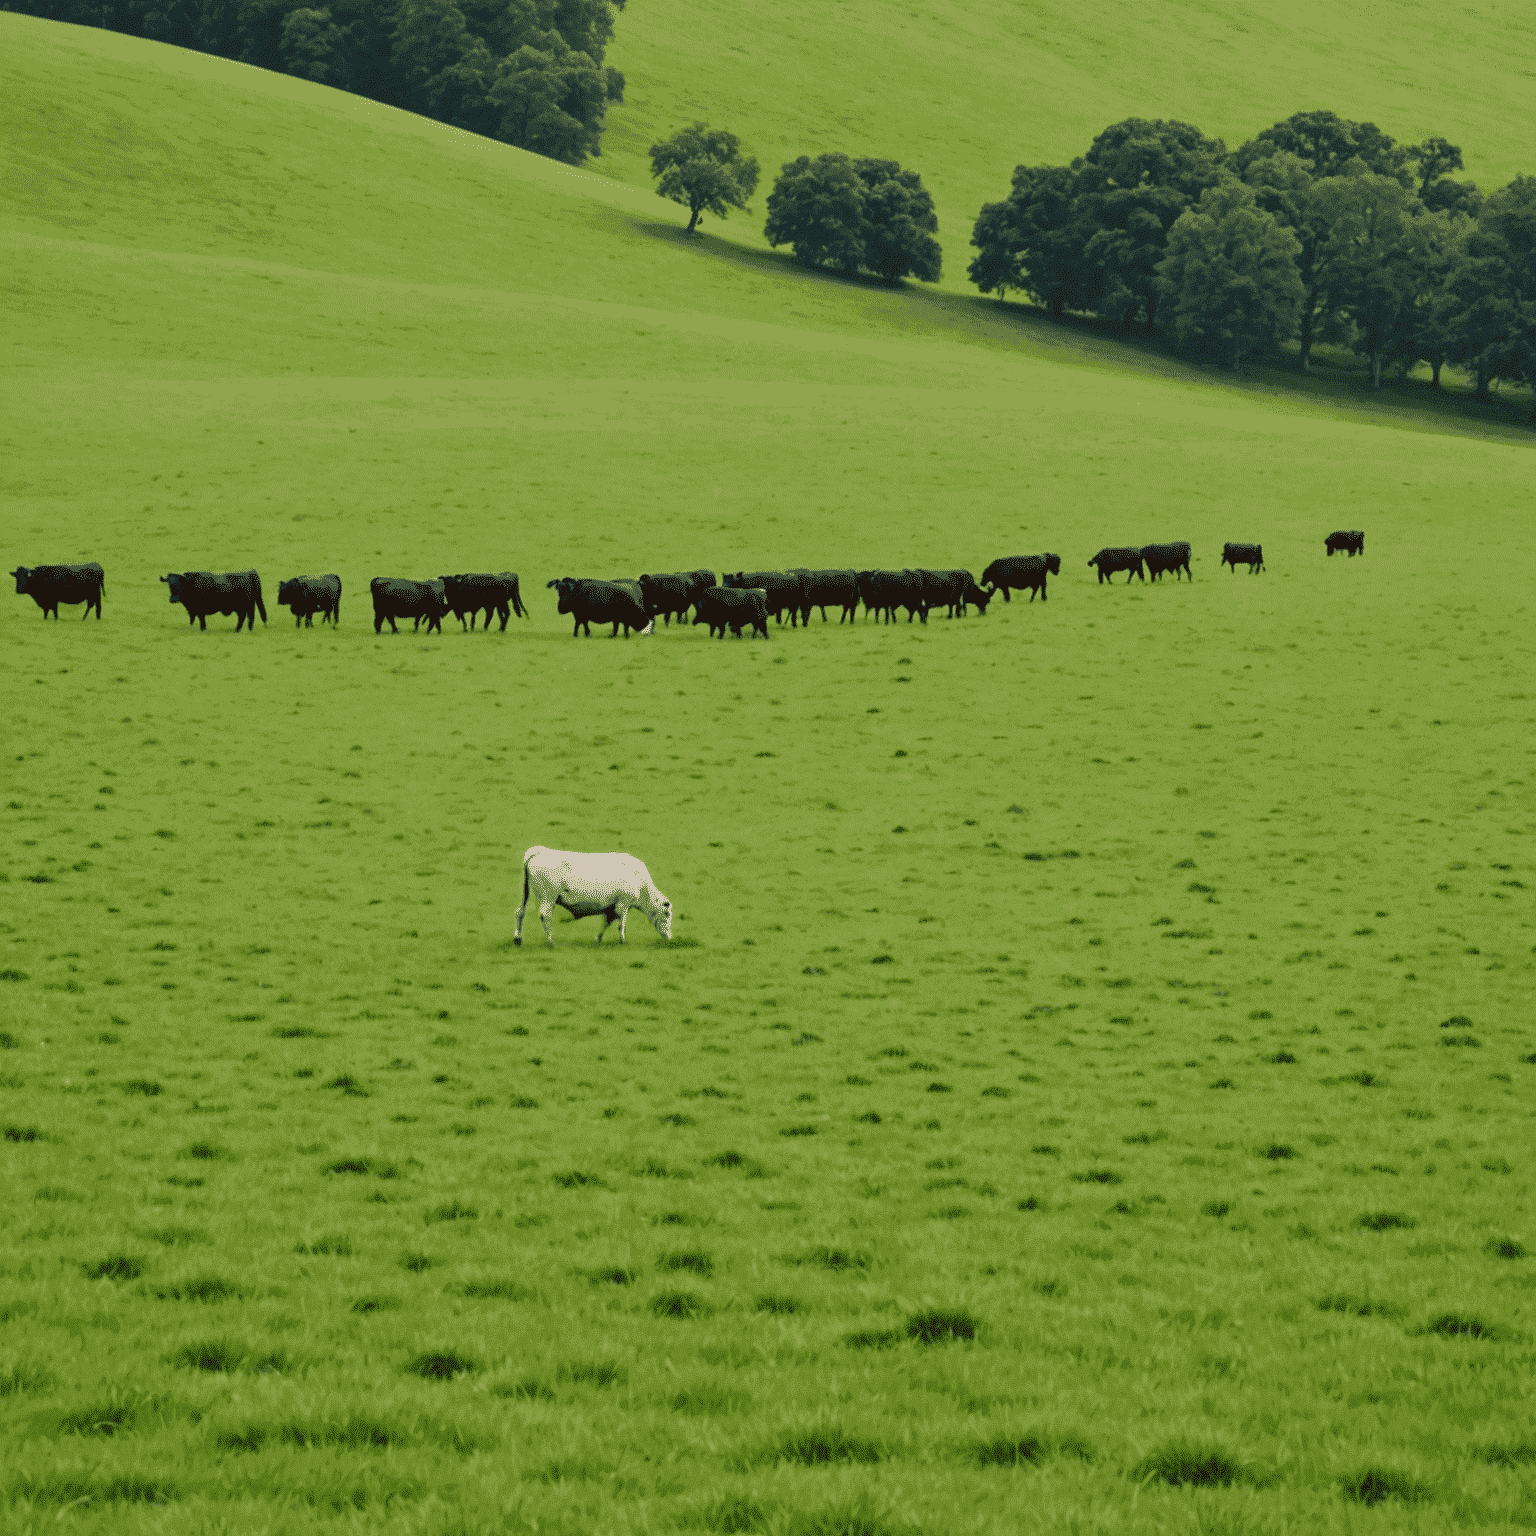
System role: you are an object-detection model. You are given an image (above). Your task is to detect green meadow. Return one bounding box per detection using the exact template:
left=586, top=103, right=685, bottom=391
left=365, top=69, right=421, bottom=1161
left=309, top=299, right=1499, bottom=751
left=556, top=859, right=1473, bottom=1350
left=3, top=11, right=1535, bottom=1532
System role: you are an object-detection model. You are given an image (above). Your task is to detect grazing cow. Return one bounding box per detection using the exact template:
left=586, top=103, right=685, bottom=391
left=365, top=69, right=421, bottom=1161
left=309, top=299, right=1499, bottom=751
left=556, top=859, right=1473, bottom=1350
left=982, top=553, right=1060, bottom=603
left=694, top=585, right=769, bottom=639
left=948, top=570, right=993, bottom=615
left=1221, top=542, right=1265, bottom=574
left=514, top=845, right=673, bottom=947
left=441, top=572, right=527, bottom=631
left=1141, top=542, right=1193, bottom=581
left=793, top=568, right=860, bottom=624
left=547, top=577, right=651, bottom=637
left=723, top=570, right=806, bottom=626
left=638, top=572, right=695, bottom=626
left=371, top=576, right=447, bottom=634
left=1087, top=548, right=1145, bottom=584
left=10, top=563, right=104, bottom=620
left=1325, top=530, right=1365, bottom=557
left=161, top=570, right=266, bottom=631
left=277, top=574, right=341, bottom=626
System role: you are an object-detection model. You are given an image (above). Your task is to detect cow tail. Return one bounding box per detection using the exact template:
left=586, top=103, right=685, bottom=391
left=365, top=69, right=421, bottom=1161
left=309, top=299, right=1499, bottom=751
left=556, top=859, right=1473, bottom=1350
left=521, top=858, right=530, bottom=911
left=513, top=578, right=527, bottom=619
left=255, top=584, right=268, bottom=623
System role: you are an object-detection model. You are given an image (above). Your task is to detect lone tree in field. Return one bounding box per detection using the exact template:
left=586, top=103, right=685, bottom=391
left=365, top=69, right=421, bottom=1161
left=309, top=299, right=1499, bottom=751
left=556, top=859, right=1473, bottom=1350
left=649, top=123, right=760, bottom=234
left=765, top=153, right=941, bottom=283
left=1156, top=178, right=1303, bottom=368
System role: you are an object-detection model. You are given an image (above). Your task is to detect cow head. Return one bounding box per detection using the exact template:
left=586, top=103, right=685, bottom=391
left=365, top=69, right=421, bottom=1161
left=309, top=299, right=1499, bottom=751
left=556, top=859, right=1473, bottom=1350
left=160, top=573, right=184, bottom=604
left=9, top=568, right=30, bottom=594
left=966, top=583, right=993, bottom=613
left=643, top=884, right=673, bottom=941
left=1044, top=553, right=1061, bottom=575
left=277, top=579, right=297, bottom=605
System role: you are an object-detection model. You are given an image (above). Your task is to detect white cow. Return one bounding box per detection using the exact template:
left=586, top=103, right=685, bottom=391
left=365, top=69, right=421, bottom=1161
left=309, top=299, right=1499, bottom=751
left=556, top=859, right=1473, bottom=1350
left=513, top=846, right=674, bottom=947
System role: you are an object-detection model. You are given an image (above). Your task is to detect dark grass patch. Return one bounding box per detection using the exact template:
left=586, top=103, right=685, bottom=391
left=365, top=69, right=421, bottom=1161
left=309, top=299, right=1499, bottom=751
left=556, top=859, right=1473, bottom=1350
left=5, top=1472, right=177, bottom=1507
left=706, top=1150, right=745, bottom=1167
left=973, top=1433, right=1045, bottom=1466
left=856, top=1111, right=882, bottom=1123
left=455, top=1277, right=532, bottom=1301
left=782, top=1493, right=903, bottom=1536
left=1318, top=1293, right=1400, bottom=1319
left=1487, top=1237, right=1527, bottom=1260
left=491, top=1375, right=554, bottom=1401
left=1071, top=1169, right=1122, bottom=1185
left=1423, top=1313, right=1499, bottom=1340
left=781, top=1124, right=817, bottom=1137
left=552, top=1170, right=604, bottom=1188
left=1030, top=1144, right=1060, bottom=1156
left=1201, top=1201, right=1231, bottom=1217
left=181, top=1140, right=233, bottom=1162
left=294, top=1233, right=353, bottom=1256
left=0, top=969, right=29, bottom=982
left=1440, top=1033, right=1482, bottom=1047
left=589, top=1266, right=637, bottom=1286
left=145, top=1224, right=207, bottom=1248
left=1358, top=1211, right=1417, bottom=1231
left=0, top=1360, right=55, bottom=1396
left=55, top=1391, right=152, bottom=1437
left=906, top=1307, right=977, bottom=1343
left=756, top=1294, right=801, bottom=1314
left=0, top=1031, right=16, bottom=1050
left=1341, top=1467, right=1429, bottom=1505
left=399, top=1251, right=436, bottom=1272
left=510, top=1095, right=538, bottom=1108
left=660, top=1250, right=714, bottom=1277
left=270, top=1025, right=320, bottom=1038
left=1136, top=1440, right=1242, bottom=1486
left=170, top=1339, right=286, bottom=1373
left=1440, top=1014, right=1474, bottom=1029
left=83, top=1254, right=143, bottom=1281
left=844, top=1329, right=903, bottom=1349
left=155, top=1273, right=243, bottom=1303
left=121, top=1079, right=162, bottom=1096
left=795, top=1246, right=869, bottom=1272
left=775, top=1428, right=882, bottom=1465
left=1016, top=1196, right=1043, bottom=1211
left=560, top=1359, right=625, bottom=1388
left=1481, top=1442, right=1536, bottom=1467
left=409, top=1350, right=475, bottom=1380
left=4, top=1126, right=40, bottom=1143
left=689, top=1493, right=768, bottom=1532
left=1262, top=1143, right=1297, bottom=1159
left=980, top=1085, right=1010, bottom=1098
left=350, top=1295, right=400, bottom=1313
left=652, top=1290, right=710, bottom=1319
left=426, top=1199, right=477, bottom=1223
left=1267, top=1050, right=1297, bottom=1064
left=326, top=1073, right=369, bottom=1096
left=1344, top=1070, right=1382, bottom=1087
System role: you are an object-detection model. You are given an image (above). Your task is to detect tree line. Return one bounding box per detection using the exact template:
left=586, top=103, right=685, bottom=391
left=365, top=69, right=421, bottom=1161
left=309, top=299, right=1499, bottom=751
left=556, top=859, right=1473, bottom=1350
left=9, top=0, right=626, bottom=164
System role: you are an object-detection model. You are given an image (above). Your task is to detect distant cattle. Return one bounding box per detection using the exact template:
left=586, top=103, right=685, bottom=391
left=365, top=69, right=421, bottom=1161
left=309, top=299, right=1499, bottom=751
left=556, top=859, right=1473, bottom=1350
left=161, top=570, right=266, bottom=631
left=441, top=572, right=527, bottom=631
left=1326, top=530, right=1365, bottom=557
left=793, top=568, right=859, bottom=624
left=694, top=585, right=769, bottom=639
left=1087, top=548, right=1145, bottom=584
left=1141, top=542, right=1192, bottom=581
left=371, top=576, right=447, bottom=634
left=547, top=577, right=651, bottom=637
left=638, top=572, right=695, bottom=626
left=514, top=845, right=673, bottom=947
left=723, top=571, right=806, bottom=626
left=982, top=553, right=1059, bottom=602
left=10, top=563, right=104, bottom=620
left=277, top=574, right=341, bottom=626
left=1221, top=542, right=1265, bottom=574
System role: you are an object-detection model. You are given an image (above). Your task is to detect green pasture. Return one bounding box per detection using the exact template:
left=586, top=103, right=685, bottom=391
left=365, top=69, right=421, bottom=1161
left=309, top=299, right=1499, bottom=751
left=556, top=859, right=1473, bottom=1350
left=2, top=15, right=1535, bottom=1533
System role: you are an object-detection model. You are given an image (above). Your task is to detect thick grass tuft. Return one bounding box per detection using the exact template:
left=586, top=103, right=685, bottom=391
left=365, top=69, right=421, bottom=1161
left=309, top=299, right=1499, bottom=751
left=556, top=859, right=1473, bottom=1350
left=426, top=1199, right=478, bottom=1223
left=1317, top=1293, right=1399, bottom=1319
left=844, top=1329, right=903, bottom=1349
left=652, top=1290, right=710, bottom=1319
left=410, top=1349, right=475, bottom=1379
left=589, top=1266, right=636, bottom=1286
left=906, top=1307, right=977, bottom=1343
left=7, top=1472, right=178, bottom=1506
left=796, top=1246, right=869, bottom=1271
left=689, top=1493, right=768, bottom=1532
left=155, top=1273, right=242, bottom=1303
left=660, top=1250, right=714, bottom=1277
left=973, top=1433, right=1045, bottom=1465
left=0, top=1359, right=55, bottom=1396
left=1136, top=1440, right=1242, bottom=1486
left=1357, top=1211, right=1416, bottom=1231
left=1071, top=1169, right=1122, bottom=1185
left=783, top=1492, right=905, bottom=1536
left=1423, top=1313, right=1498, bottom=1339
left=1341, top=1467, right=1429, bottom=1505
left=169, top=1338, right=285, bottom=1372
left=1481, top=1442, right=1536, bottom=1467
left=1486, top=1237, right=1527, bottom=1260
left=756, top=1294, right=800, bottom=1314
left=775, top=1427, right=883, bottom=1465
left=83, top=1254, right=143, bottom=1281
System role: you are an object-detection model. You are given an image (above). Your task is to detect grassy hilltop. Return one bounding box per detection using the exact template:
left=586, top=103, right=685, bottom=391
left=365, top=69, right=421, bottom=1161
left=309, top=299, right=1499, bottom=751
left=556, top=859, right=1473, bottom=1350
left=2, top=11, right=1536, bottom=1533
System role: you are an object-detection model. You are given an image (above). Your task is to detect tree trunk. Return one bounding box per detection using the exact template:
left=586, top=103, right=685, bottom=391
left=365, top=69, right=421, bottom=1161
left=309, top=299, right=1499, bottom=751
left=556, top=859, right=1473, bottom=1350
left=1430, top=359, right=1442, bottom=388
left=1370, top=351, right=1382, bottom=389
left=685, top=206, right=700, bottom=234
left=1474, top=366, right=1491, bottom=401
left=1298, top=296, right=1317, bottom=370
left=1050, top=298, right=1064, bottom=319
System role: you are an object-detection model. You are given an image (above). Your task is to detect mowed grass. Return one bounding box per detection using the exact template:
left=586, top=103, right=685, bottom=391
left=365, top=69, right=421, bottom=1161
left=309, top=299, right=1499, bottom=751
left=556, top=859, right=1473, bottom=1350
left=3, top=16, right=1536, bottom=1534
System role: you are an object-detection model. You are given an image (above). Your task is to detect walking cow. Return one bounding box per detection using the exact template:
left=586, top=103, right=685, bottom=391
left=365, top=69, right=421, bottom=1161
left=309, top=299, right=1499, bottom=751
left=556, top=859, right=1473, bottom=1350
left=1087, top=548, right=1145, bottom=584
left=723, top=571, right=806, bottom=627
left=1325, top=530, right=1365, bottom=557
left=11, top=563, right=104, bottom=619
left=514, top=846, right=674, bottom=947
left=1221, top=543, right=1265, bottom=574
left=371, top=577, right=447, bottom=634
left=982, top=553, right=1059, bottom=602
left=162, top=570, right=266, bottom=631
left=547, top=578, right=651, bottom=637
left=1141, top=542, right=1192, bottom=581
left=441, top=573, right=527, bottom=631
left=694, top=585, right=769, bottom=638
left=277, top=574, right=341, bottom=626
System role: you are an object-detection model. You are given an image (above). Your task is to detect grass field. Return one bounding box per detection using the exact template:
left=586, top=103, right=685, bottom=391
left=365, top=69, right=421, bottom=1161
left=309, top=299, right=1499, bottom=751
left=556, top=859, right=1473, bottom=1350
left=3, top=13, right=1536, bottom=1533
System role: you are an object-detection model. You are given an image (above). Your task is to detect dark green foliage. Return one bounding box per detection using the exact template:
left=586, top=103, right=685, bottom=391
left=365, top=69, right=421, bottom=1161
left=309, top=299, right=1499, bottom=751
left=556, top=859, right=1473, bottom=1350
left=1202, top=1201, right=1231, bottom=1217
left=553, top=1169, right=600, bottom=1187
left=1424, top=1313, right=1496, bottom=1339
left=400, top=1251, right=436, bottom=1272
left=5, top=1126, right=39, bottom=1142
left=651, top=1290, right=709, bottom=1319
left=1440, top=1015, right=1475, bottom=1028
left=1446, top=176, right=1536, bottom=398
left=1358, top=1211, right=1416, bottom=1230
left=1317, top=1293, right=1399, bottom=1318
left=0, top=1031, right=17, bottom=1049
left=5, top=1472, right=177, bottom=1506
left=1487, top=1237, right=1527, bottom=1260
left=968, top=165, right=1085, bottom=312
left=765, top=154, right=941, bottom=283
left=1482, top=1443, right=1536, bottom=1467
left=1232, top=111, right=1411, bottom=184
left=0, top=1360, right=55, bottom=1396
left=906, top=1307, right=976, bottom=1343
left=650, top=122, right=760, bottom=234
left=1341, top=1467, right=1429, bottom=1504
left=660, top=1250, right=714, bottom=1277
left=1136, top=1440, right=1241, bottom=1485
left=1263, top=1144, right=1297, bottom=1159
left=327, top=1072, right=368, bottom=1096
left=410, top=1349, right=475, bottom=1379
left=84, top=1254, right=143, bottom=1281
left=456, top=1277, right=531, bottom=1300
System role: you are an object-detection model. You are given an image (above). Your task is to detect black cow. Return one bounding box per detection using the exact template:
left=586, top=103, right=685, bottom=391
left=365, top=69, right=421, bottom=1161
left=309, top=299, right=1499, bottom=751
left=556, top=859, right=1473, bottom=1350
left=11, top=563, right=104, bottom=619
left=1221, top=542, right=1265, bottom=573
left=856, top=569, right=927, bottom=624
left=937, top=568, right=992, bottom=615
left=982, top=553, right=1060, bottom=602
left=694, top=585, right=769, bottom=639
left=277, top=574, right=341, bottom=626
left=547, top=577, right=651, bottom=637
left=1087, top=548, right=1145, bottom=584
left=638, top=573, right=694, bottom=626
left=793, top=568, right=859, bottom=623
left=162, top=570, right=266, bottom=631
left=723, top=571, right=806, bottom=626
left=1326, top=530, right=1365, bottom=557
left=441, top=573, right=527, bottom=631
left=1142, top=542, right=1192, bottom=582
left=371, top=577, right=447, bottom=634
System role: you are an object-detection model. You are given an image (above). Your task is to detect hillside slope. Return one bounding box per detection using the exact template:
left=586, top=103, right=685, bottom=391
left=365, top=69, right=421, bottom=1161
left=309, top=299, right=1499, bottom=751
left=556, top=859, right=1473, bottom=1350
left=600, top=0, right=1534, bottom=275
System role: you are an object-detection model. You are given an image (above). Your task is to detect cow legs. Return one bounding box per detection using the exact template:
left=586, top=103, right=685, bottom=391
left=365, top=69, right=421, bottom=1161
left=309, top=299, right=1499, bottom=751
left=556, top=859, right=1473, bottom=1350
left=538, top=902, right=555, bottom=946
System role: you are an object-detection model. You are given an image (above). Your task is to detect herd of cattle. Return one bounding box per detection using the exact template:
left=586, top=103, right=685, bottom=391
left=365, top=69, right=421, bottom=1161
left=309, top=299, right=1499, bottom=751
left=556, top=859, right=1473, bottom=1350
left=8, top=533, right=1366, bottom=634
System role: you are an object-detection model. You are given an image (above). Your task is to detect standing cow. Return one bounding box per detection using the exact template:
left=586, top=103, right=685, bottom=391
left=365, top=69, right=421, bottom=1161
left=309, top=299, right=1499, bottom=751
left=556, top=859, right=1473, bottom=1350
left=1141, top=542, right=1192, bottom=581
left=547, top=578, right=651, bottom=637
left=694, top=585, right=769, bottom=638
left=162, top=570, right=266, bottom=631
left=1087, top=548, right=1145, bottom=584
left=982, top=554, right=1059, bottom=602
left=1221, top=542, right=1265, bottom=573
left=441, top=573, right=527, bottom=631
left=277, top=574, right=342, bottom=625
left=10, top=563, right=104, bottom=619
left=1325, top=530, right=1365, bottom=557
left=371, top=577, right=447, bottom=634
left=723, top=571, right=806, bottom=626
left=514, top=846, right=673, bottom=947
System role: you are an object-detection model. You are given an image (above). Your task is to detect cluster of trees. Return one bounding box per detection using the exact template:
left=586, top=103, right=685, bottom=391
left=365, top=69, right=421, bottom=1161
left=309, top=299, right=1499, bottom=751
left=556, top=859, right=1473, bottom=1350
left=10, top=0, right=626, bottom=163
left=970, top=111, right=1535, bottom=393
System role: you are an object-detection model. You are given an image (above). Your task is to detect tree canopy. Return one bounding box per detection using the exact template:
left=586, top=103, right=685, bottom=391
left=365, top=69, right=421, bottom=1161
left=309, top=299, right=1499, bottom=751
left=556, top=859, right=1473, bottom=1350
left=649, top=124, right=760, bottom=235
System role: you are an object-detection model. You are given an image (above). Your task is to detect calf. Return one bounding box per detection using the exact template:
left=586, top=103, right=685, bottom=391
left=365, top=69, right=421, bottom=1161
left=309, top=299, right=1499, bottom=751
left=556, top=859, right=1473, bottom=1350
left=162, top=570, right=266, bottom=631
left=442, top=572, right=527, bottom=631
left=277, top=574, right=341, bottom=626
left=982, top=553, right=1060, bottom=602
left=547, top=577, right=651, bottom=637
left=1325, top=530, right=1365, bottom=557
left=514, top=845, right=673, bottom=947
left=723, top=570, right=806, bottom=626
left=371, top=576, right=447, bottom=634
left=1221, top=542, right=1264, bottom=574
left=1141, top=542, right=1192, bottom=581
left=694, top=585, right=769, bottom=639
left=11, top=563, right=104, bottom=620
left=1087, top=548, right=1145, bottom=584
